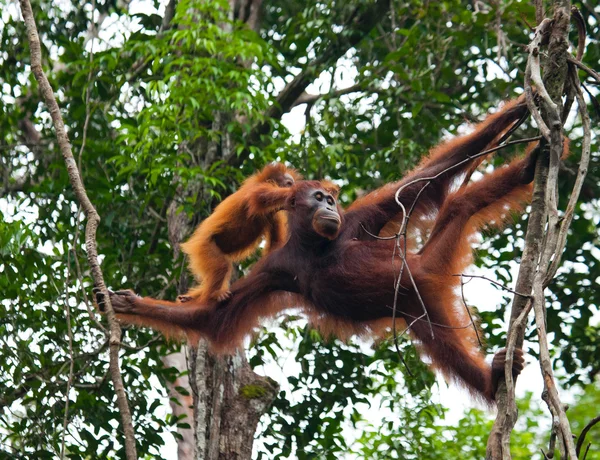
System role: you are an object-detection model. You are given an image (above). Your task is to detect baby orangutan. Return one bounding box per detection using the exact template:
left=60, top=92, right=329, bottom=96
left=178, top=163, right=300, bottom=303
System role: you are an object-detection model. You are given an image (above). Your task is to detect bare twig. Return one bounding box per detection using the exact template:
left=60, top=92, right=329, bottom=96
left=571, top=6, right=586, bottom=61
left=581, top=83, right=600, bottom=118
left=582, top=443, right=591, bottom=460
left=458, top=275, right=483, bottom=347
left=452, top=274, right=531, bottom=298
left=121, top=334, right=163, bottom=351
left=562, top=71, right=577, bottom=123
left=397, top=311, right=481, bottom=330
left=543, top=65, right=591, bottom=286
left=547, top=408, right=559, bottom=457
left=560, top=5, right=586, bottom=124
left=389, top=202, right=434, bottom=339
left=576, top=416, right=600, bottom=458
left=497, top=110, right=532, bottom=146
left=18, top=1, right=138, bottom=458
left=567, top=56, right=600, bottom=85
left=389, top=239, right=413, bottom=377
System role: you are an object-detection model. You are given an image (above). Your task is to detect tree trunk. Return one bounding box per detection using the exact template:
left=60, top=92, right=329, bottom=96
left=189, top=345, right=278, bottom=460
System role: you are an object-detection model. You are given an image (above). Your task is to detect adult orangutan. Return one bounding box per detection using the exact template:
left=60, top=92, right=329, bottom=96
left=97, top=97, right=534, bottom=403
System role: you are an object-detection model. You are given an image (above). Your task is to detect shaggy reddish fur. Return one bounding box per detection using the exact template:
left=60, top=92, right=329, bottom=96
left=179, top=163, right=300, bottom=303
left=100, top=97, right=539, bottom=403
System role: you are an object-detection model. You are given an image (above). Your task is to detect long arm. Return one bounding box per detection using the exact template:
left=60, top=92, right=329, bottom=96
left=346, top=97, right=528, bottom=237
left=264, top=213, right=289, bottom=253
left=407, top=150, right=536, bottom=401
left=97, top=259, right=300, bottom=351
left=247, top=183, right=294, bottom=215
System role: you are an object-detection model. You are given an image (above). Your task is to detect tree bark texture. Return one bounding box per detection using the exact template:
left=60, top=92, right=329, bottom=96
left=189, top=346, right=278, bottom=460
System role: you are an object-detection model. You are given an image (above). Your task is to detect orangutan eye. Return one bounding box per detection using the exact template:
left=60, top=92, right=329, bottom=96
left=315, top=192, right=324, bottom=201
left=326, top=197, right=335, bottom=206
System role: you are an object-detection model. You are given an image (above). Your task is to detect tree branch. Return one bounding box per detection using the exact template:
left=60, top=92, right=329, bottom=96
left=161, top=0, right=177, bottom=33
left=567, top=56, right=600, bottom=85
left=488, top=2, right=579, bottom=459
left=576, top=415, right=600, bottom=457
left=291, top=83, right=364, bottom=108
left=543, top=65, right=591, bottom=286
left=231, top=0, right=391, bottom=166
left=18, top=1, right=138, bottom=458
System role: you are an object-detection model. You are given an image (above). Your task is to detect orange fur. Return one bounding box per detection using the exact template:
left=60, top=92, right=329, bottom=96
left=319, top=179, right=340, bottom=198
left=355, top=97, right=530, bottom=242
left=100, top=96, right=538, bottom=404
left=179, top=163, right=300, bottom=302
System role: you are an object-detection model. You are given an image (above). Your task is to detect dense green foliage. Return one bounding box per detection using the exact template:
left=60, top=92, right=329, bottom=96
left=1, top=0, right=599, bottom=457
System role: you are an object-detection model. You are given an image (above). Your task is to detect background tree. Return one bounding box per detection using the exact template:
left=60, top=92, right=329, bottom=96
left=0, top=0, right=598, bottom=458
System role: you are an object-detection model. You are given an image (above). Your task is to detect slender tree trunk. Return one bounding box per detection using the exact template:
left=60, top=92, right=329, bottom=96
left=487, top=2, right=576, bottom=458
